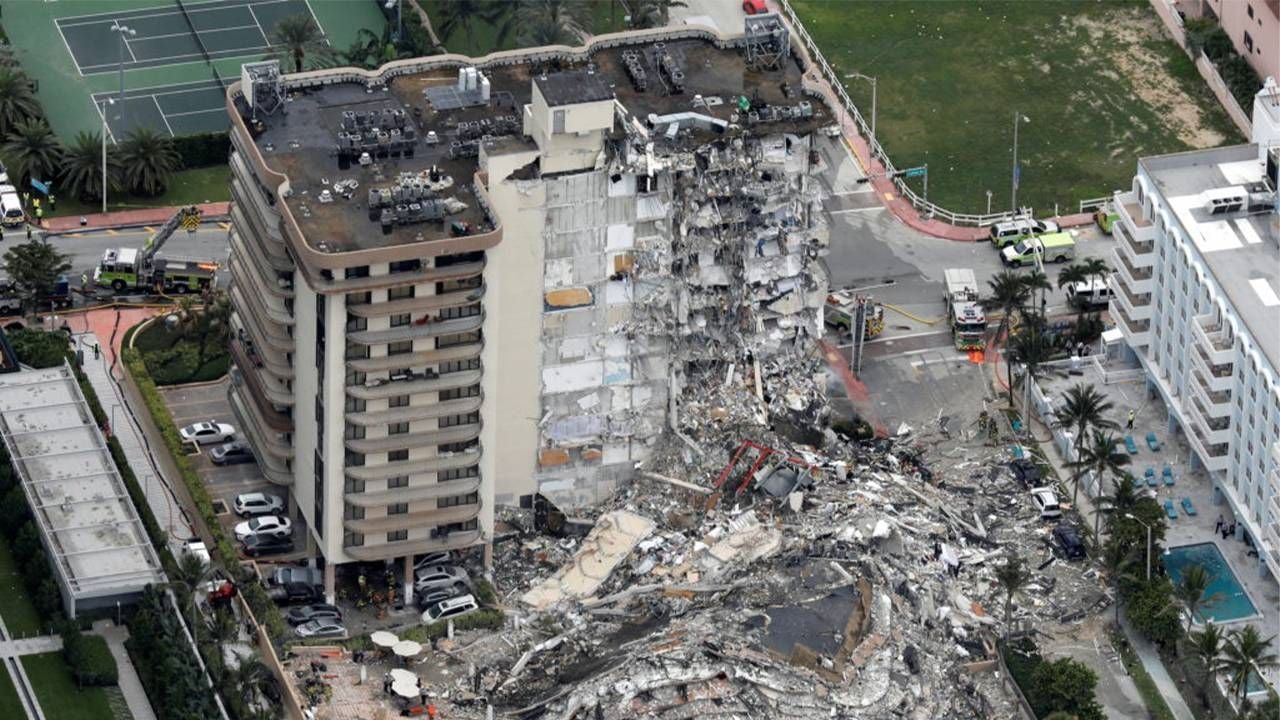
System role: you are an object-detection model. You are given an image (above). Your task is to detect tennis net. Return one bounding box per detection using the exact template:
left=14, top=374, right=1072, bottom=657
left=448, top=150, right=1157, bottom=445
left=172, top=0, right=224, bottom=86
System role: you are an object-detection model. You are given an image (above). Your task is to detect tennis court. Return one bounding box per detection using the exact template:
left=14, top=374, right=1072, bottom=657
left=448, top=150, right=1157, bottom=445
left=93, top=79, right=231, bottom=139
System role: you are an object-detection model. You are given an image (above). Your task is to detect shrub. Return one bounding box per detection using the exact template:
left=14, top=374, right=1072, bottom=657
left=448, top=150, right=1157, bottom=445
left=1220, top=54, right=1262, bottom=110
left=1125, top=577, right=1181, bottom=647
left=127, top=586, right=220, bottom=719
left=398, top=608, right=505, bottom=644
left=1029, top=657, right=1105, bottom=720
left=171, top=132, right=230, bottom=169
left=62, top=627, right=118, bottom=686
left=7, top=328, right=69, bottom=368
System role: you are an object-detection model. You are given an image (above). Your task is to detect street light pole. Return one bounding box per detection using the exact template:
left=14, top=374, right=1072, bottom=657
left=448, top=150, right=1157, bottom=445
left=101, top=98, right=114, bottom=214
left=1125, top=513, right=1153, bottom=581
left=110, top=23, right=135, bottom=132
left=1011, top=111, right=1028, bottom=214
left=844, top=72, right=877, bottom=148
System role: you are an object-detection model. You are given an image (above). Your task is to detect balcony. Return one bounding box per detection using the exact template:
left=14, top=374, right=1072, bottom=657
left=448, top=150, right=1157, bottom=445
left=346, top=342, right=482, bottom=373
left=345, top=448, right=481, bottom=483
left=1192, top=315, right=1235, bottom=365
left=228, top=237, right=293, bottom=300
left=345, top=475, right=481, bottom=508
left=343, top=501, right=482, bottom=535
left=1115, top=191, right=1155, bottom=243
left=347, top=369, right=481, bottom=400
left=346, top=313, right=483, bottom=347
left=1112, top=306, right=1151, bottom=347
left=230, top=341, right=294, bottom=407
left=1112, top=247, right=1154, bottom=294
left=343, top=528, right=483, bottom=562
left=347, top=284, right=485, bottom=319
left=232, top=316, right=293, bottom=379
left=228, top=388, right=295, bottom=487
left=1189, top=367, right=1232, bottom=413
left=229, top=282, right=294, bottom=330
left=1190, top=343, right=1234, bottom=393
left=228, top=384, right=294, bottom=457
left=1112, top=277, right=1153, bottom=321
left=1186, top=422, right=1230, bottom=472
left=1188, top=395, right=1231, bottom=444
left=316, top=260, right=486, bottom=295
left=344, top=422, right=481, bottom=454
left=347, top=396, right=481, bottom=427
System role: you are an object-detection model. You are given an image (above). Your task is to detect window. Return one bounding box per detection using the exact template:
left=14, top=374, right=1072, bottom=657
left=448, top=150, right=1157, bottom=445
left=345, top=266, right=369, bottom=279
left=389, top=449, right=408, bottom=462
left=345, top=397, right=367, bottom=413
left=438, top=492, right=479, bottom=508
left=438, top=331, right=481, bottom=349
left=346, top=314, right=367, bottom=332
left=315, top=398, right=324, bottom=444
left=388, top=340, right=413, bottom=355
left=441, top=385, right=480, bottom=401
left=344, top=425, right=366, bottom=440
left=344, top=531, right=364, bottom=547
left=347, top=291, right=371, bottom=306
left=387, top=530, right=407, bottom=542
left=313, top=450, right=325, bottom=532
left=391, top=313, right=412, bottom=327
left=389, top=395, right=410, bottom=408
left=344, top=504, right=365, bottom=520
left=388, top=285, right=415, bottom=301
left=389, top=422, right=410, bottom=435
left=439, top=439, right=478, bottom=454
left=553, top=109, right=566, bottom=134
left=390, top=259, right=421, bottom=274
left=440, top=466, right=479, bottom=481
left=439, top=304, right=481, bottom=320
left=1247, top=4, right=1254, bottom=17
left=388, top=502, right=408, bottom=515
left=441, top=358, right=481, bottom=374
left=440, top=412, right=479, bottom=428
left=344, top=476, right=366, bottom=493
left=387, top=476, right=408, bottom=489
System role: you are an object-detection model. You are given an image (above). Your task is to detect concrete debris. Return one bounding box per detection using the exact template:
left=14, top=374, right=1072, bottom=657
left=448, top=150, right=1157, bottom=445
left=521, top=511, right=657, bottom=610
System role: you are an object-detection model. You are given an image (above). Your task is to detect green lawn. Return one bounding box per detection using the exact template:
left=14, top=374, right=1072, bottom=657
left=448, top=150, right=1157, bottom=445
left=50, top=166, right=230, bottom=219
left=21, top=653, right=117, bottom=720
left=792, top=0, right=1244, bottom=215
left=133, top=318, right=229, bottom=386
left=0, top=666, right=27, bottom=720
left=0, top=534, right=45, bottom=638
left=423, top=0, right=630, bottom=57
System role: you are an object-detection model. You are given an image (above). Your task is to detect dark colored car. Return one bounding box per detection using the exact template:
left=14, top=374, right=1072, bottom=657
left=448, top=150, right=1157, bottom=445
left=286, top=603, right=343, bottom=625
left=1053, top=523, right=1086, bottom=561
left=1009, top=459, right=1042, bottom=487
left=268, top=582, right=320, bottom=605
left=211, top=440, right=255, bottom=466
left=242, top=533, right=294, bottom=558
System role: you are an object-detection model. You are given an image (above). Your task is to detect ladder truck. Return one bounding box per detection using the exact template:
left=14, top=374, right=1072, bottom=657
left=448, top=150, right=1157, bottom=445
left=93, top=207, right=218, bottom=294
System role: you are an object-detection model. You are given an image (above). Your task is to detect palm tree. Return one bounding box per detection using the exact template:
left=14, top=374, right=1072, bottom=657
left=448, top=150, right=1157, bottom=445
left=995, top=553, right=1031, bottom=640
left=1006, top=311, right=1060, bottom=413
left=980, top=270, right=1032, bottom=405
left=1022, top=269, right=1051, bottom=315
left=169, top=551, right=214, bottom=635
left=1072, top=431, right=1133, bottom=536
left=1099, top=539, right=1138, bottom=624
left=436, top=0, right=514, bottom=52
left=629, top=0, right=688, bottom=29
left=1190, top=622, right=1226, bottom=700
left=1057, top=262, right=1090, bottom=321
left=61, top=131, right=119, bottom=203
left=1079, top=257, right=1110, bottom=291
left=1221, top=625, right=1278, bottom=709
left=119, top=128, right=182, bottom=197
left=342, top=28, right=384, bottom=68
left=1172, top=564, right=1223, bottom=632
left=269, top=14, right=334, bottom=73
left=518, top=0, right=586, bottom=47
left=1053, top=383, right=1117, bottom=505
left=0, top=67, right=39, bottom=137
left=204, top=607, right=239, bottom=653
left=232, top=655, right=275, bottom=709
left=195, top=293, right=233, bottom=366
left=2, top=119, right=62, bottom=189
left=1092, top=473, right=1138, bottom=538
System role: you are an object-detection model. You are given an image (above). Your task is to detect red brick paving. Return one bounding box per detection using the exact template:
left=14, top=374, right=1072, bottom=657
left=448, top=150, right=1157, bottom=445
left=42, top=202, right=230, bottom=233
left=57, top=307, right=163, bottom=369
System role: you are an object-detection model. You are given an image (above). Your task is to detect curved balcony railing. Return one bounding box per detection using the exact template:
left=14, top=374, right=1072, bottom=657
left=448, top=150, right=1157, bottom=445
left=344, top=475, right=481, bottom=508
left=344, top=422, right=481, bottom=454
left=345, top=313, right=483, bottom=347
left=346, top=284, right=485, bottom=319
left=345, top=342, right=482, bottom=373
left=346, top=369, right=481, bottom=400
left=344, top=448, right=481, bottom=483
left=346, top=395, right=481, bottom=427
left=343, top=529, right=483, bottom=561
left=342, top=500, right=482, bottom=535
left=230, top=340, right=294, bottom=408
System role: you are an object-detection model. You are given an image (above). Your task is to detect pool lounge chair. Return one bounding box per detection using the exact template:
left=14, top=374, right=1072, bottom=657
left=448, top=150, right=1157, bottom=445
left=1124, top=435, right=1138, bottom=454
left=1163, top=499, right=1178, bottom=519
left=1145, top=468, right=1158, bottom=487
left=1181, top=497, right=1197, bottom=516
left=1163, top=466, right=1175, bottom=487
left=1132, top=476, right=1144, bottom=491
left=1146, top=432, right=1161, bottom=451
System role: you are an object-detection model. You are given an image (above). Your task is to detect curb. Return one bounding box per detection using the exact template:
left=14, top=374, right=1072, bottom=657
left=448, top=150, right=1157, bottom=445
left=41, top=214, right=231, bottom=238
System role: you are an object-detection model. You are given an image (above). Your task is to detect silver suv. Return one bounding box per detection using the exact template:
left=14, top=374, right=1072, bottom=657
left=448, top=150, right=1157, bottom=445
left=413, top=564, right=469, bottom=593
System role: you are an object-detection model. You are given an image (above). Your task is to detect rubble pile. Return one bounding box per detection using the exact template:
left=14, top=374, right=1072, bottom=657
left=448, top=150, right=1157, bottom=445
left=439, top=417, right=1110, bottom=718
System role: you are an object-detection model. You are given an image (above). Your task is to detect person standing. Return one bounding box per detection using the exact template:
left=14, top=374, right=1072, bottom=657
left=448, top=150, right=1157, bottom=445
left=1126, top=409, right=1136, bottom=430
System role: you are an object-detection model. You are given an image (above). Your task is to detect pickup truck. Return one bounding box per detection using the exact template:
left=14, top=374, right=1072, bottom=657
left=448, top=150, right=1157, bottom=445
left=1001, top=232, right=1075, bottom=267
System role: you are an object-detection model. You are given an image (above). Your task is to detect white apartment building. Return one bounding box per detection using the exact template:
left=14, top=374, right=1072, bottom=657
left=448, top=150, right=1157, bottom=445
left=224, top=19, right=829, bottom=600
left=1110, top=81, right=1280, bottom=581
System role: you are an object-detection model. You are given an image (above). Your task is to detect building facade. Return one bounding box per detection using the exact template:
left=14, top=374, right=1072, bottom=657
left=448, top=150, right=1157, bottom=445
left=1197, top=0, right=1279, bottom=86
left=1110, top=85, right=1280, bottom=581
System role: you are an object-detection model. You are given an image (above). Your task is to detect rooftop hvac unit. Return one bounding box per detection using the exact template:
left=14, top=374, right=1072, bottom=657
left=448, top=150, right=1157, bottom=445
left=1203, top=186, right=1246, bottom=215
left=241, top=60, right=284, bottom=116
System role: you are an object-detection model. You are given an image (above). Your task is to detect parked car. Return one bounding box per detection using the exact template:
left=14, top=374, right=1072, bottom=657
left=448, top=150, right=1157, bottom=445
left=233, top=492, right=285, bottom=517
left=988, top=218, right=1059, bottom=248
left=234, top=515, right=292, bottom=541
left=294, top=619, right=346, bottom=639
left=742, top=0, right=767, bottom=14
left=1009, top=459, right=1043, bottom=487
left=180, top=539, right=211, bottom=565
left=211, top=440, right=255, bottom=466
left=413, top=564, right=470, bottom=593
left=1030, top=486, right=1062, bottom=520
left=286, top=604, right=343, bottom=625
left=270, top=566, right=322, bottom=587
left=268, top=582, right=321, bottom=605
left=1001, top=232, right=1076, bottom=267
left=179, top=421, right=236, bottom=445
left=1053, top=523, right=1086, bottom=560
left=413, top=551, right=455, bottom=572
left=415, top=586, right=464, bottom=610
left=1065, top=278, right=1114, bottom=310
left=242, top=534, right=294, bottom=557
left=421, top=594, right=479, bottom=624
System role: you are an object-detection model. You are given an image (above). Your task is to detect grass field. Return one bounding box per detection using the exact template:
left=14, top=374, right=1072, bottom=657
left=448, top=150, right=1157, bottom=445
left=0, top=669, right=26, bottom=720
left=792, top=0, right=1244, bottom=215
left=133, top=317, right=230, bottom=385
left=422, top=0, right=629, bottom=57
left=0, top=534, right=46, bottom=638
left=51, top=166, right=231, bottom=218
left=22, top=653, right=116, bottom=720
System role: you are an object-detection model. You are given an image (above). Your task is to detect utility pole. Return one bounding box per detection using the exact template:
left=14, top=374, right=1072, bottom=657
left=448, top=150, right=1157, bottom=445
left=844, top=73, right=877, bottom=148
left=111, top=23, right=135, bottom=132
left=1011, top=111, right=1028, bottom=214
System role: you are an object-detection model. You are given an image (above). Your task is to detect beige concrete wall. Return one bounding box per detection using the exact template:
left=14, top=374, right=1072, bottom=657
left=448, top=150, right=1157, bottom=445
left=292, top=276, right=321, bottom=554
left=1203, top=0, right=1279, bottom=82
left=1150, top=0, right=1255, bottom=136
left=320, top=292, right=348, bottom=561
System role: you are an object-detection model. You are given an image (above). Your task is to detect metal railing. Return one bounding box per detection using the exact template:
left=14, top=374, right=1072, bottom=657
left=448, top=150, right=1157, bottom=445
left=1079, top=196, right=1110, bottom=212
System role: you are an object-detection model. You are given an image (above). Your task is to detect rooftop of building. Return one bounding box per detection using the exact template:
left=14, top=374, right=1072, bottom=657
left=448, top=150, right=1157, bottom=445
left=0, top=365, right=164, bottom=601
left=1140, top=144, right=1280, bottom=371
left=238, top=35, right=825, bottom=255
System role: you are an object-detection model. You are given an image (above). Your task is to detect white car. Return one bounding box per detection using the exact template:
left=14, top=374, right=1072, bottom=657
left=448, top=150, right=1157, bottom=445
left=294, top=619, right=346, bottom=639
left=234, top=515, right=293, bottom=541
left=414, top=564, right=470, bottom=592
left=233, top=492, right=285, bottom=517
left=179, top=421, right=236, bottom=445
left=421, top=594, right=478, bottom=624
left=1030, top=486, right=1062, bottom=520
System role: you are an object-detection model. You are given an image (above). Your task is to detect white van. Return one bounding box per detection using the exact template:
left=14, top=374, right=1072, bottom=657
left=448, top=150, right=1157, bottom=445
left=989, top=218, right=1059, bottom=248
left=0, top=185, right=24, bottom=227
left=1065, top=278, right=1113, bottom=309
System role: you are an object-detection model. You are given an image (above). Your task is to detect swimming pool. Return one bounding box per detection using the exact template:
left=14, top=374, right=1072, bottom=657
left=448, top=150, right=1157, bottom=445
left=1163, top=543, right=1258, bottom=623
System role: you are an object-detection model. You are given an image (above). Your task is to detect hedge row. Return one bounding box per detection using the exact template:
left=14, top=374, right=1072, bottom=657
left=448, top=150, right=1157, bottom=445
left=61, top=627, right=118, bottom=687
left=171, top=132, right=231, bottom=169
left=0, top=449, right=67, bottom=629
left=120, top=347, right=286, bottom=641
left=400, top=608, right=504, bottom=644
left=126, top=586, right=221, bottom=720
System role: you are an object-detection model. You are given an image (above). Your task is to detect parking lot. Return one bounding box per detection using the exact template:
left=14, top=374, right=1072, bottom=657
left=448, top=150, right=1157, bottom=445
left=159, top=377, right=305, bottom=560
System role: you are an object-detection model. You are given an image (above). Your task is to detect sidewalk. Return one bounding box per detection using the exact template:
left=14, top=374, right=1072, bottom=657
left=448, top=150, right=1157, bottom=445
left=71, top=331, right=194, bottom=543
left=91, top=620, right=158, bottom=720
left=1119, top=611, right=1196, bottom=720
left=41, top=202, right=230, bottom=234
left=0, top=615, right=45, bottom=720
left=0, top=636, right=61, bottom=658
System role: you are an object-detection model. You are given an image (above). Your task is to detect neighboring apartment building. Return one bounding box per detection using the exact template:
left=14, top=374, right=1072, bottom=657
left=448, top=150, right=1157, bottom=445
left=1196, top=0, right=1279, bottom=84
left=1110, top=82, right=1280, bottom=582
left=224, top=18, right=828, bottom=600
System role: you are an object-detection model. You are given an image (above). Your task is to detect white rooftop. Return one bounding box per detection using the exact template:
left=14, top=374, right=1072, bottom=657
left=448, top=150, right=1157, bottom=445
left=0, top=365, right=163, bottom=604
